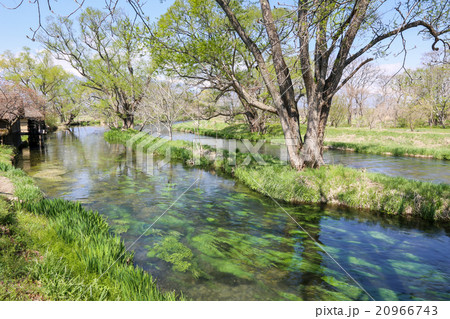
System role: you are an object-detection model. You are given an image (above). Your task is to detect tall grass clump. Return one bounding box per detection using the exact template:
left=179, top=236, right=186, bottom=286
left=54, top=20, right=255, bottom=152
left=1, top=196, right=116, bottom=301
left=0, top=145, right=15, bottom=166
left=19, top=198, right=181, bottom=300
left=1, top=161, right=43, bottom=202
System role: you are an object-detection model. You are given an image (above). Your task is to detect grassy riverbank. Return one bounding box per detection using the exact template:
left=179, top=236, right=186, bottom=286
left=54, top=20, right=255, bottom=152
left=105, top=129, right=449, bottom=222
left=0, top=146, right=180, bottom=300
left=174, top=121, right=450, bottom=160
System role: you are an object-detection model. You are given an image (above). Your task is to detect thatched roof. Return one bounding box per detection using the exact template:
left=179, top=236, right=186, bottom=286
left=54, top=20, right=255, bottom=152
left=24, top=105, right=44, bottom=119
left=0, top=81, right=45, bottom=123
left=0, top=105, right=23, bottom=122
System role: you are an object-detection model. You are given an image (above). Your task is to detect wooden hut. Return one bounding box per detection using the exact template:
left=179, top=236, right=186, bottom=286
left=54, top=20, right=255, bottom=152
left=0, top=104, right=23, bottom=147
left=22, top=105, right=46, bottom=146
left=0, top=81, right=46, bottom=147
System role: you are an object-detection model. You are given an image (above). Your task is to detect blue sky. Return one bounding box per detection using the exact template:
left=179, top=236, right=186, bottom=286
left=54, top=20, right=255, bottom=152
left=0, top=0, right=439, bottom=73
left=0, top=0, right=174, bottom=52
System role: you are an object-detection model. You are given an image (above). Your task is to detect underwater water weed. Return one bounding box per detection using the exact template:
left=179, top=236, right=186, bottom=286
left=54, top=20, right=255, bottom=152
left=147, top=231, right=202, bottom=278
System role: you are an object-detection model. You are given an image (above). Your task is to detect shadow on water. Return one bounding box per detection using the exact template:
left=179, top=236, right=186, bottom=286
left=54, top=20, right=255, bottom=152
left=16, top=126, right=450, bottom=300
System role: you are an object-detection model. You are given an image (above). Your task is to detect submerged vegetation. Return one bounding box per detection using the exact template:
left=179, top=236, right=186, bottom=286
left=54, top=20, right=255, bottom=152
left=147, top=230, right=201, bottom=278
left=174, top=121, right=450, bottom=160
left=105, top=129, right=450, bottom=221
left=0, top=146, right=181, bottom=300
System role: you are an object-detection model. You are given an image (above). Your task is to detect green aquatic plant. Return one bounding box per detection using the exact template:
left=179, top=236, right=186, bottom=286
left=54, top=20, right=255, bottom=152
left=378, top=288, right=399, bottom=301
left=146, top=231, right=203, bottom=278
left=190, top=229, right=294, bottom=280
left=110, top=219, right=130, bottom=235
left=321, top=275, right=365, bottom=300
left=148, top=235, right=193, bottom=272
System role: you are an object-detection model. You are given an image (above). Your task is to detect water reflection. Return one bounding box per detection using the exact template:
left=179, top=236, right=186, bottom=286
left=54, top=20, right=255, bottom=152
left=17, top=126, right=450, bottom=300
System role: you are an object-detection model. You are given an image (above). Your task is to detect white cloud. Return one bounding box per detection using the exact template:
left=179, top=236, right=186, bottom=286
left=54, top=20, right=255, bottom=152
left=52, top=59, right=81, bottom=77
left=376, top=63, right=403, bottom=76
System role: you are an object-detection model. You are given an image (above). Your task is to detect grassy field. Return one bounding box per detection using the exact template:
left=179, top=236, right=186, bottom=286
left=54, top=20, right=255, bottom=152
left=0, top=146, right=181, bottom=301
left=174, top=121, right=450, bottom=160
left=105, top=129, right=450, bottom=222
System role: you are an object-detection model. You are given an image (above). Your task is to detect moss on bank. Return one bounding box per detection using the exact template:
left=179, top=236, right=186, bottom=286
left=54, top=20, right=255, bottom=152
left=174, top=121, right=450, bottom=160
left=0, top=147, right=180, bottom=301
left=105, top=129, right=449, bottom=221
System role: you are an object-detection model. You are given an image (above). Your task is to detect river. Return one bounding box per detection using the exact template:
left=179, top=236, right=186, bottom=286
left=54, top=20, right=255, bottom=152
left=17, top=126, right=450, bottom=300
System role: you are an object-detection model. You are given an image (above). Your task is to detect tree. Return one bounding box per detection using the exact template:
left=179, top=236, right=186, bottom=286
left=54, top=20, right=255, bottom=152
left=0, top=48, right=82, bottom=125
left=38, top=7, right=151, bottom=129
left=0, top=79, right=45, bottom=122
left=328, top=95, right=347, bottom=128
left=52, top=79, right=93, bottom=126
left=212, top=0, right=450, bottom=169
left=372, top=79, right=396, bottom=128
left=0, top=0, right=87, bottom=40
left=137, top=80, right=189, bottom=140
left=178, top=89, right=255, bottom=135
left=342, top=61, right=380, bottom=126
left=417, top=53, right=449, bottom=128
left=149, top=0, right=300, bottom=133
left=392, top=72, right=428, bottom=131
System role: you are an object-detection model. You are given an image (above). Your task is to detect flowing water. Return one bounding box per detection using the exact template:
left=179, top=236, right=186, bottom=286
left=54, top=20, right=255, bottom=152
left=17, top=127, right=450, bottom=300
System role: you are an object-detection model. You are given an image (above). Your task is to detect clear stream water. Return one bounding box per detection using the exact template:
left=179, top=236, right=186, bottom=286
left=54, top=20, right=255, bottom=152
left=17, top=127, right=450, bottom=300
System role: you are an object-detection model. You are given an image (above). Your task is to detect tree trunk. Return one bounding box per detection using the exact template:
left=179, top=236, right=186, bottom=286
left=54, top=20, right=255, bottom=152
left=279, top=113, right=303, bottom=170
left=216, top=0, right=304, bottom=170
left=347, top=106, right=352, bottom=125
left=409, top=119, right=414, bottom=132
left=300, top=97, right=330, bottom=168
left=59, top=114, right=66, bottom=124
left=168, top=125, right=173, bottom=141
left=439, top=107, right=446, bottom=128
left=65, top=113, right=77, bottom=127
left=241, top=98, right=266, bottom=133
left=245, top=111, right=266, bottom=133
left=122, top=114, right=134, bottom=130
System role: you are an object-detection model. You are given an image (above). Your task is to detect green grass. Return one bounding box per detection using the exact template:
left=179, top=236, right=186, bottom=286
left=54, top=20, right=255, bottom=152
left=174, top=121, right=450, bottom=160
left=0, top=145, right=14, bottom=166
left=324, top=127, right=450, bottom=159
left=0, top=145, right=181, bottom=301
left=105, top=129, right=450, bottom=221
